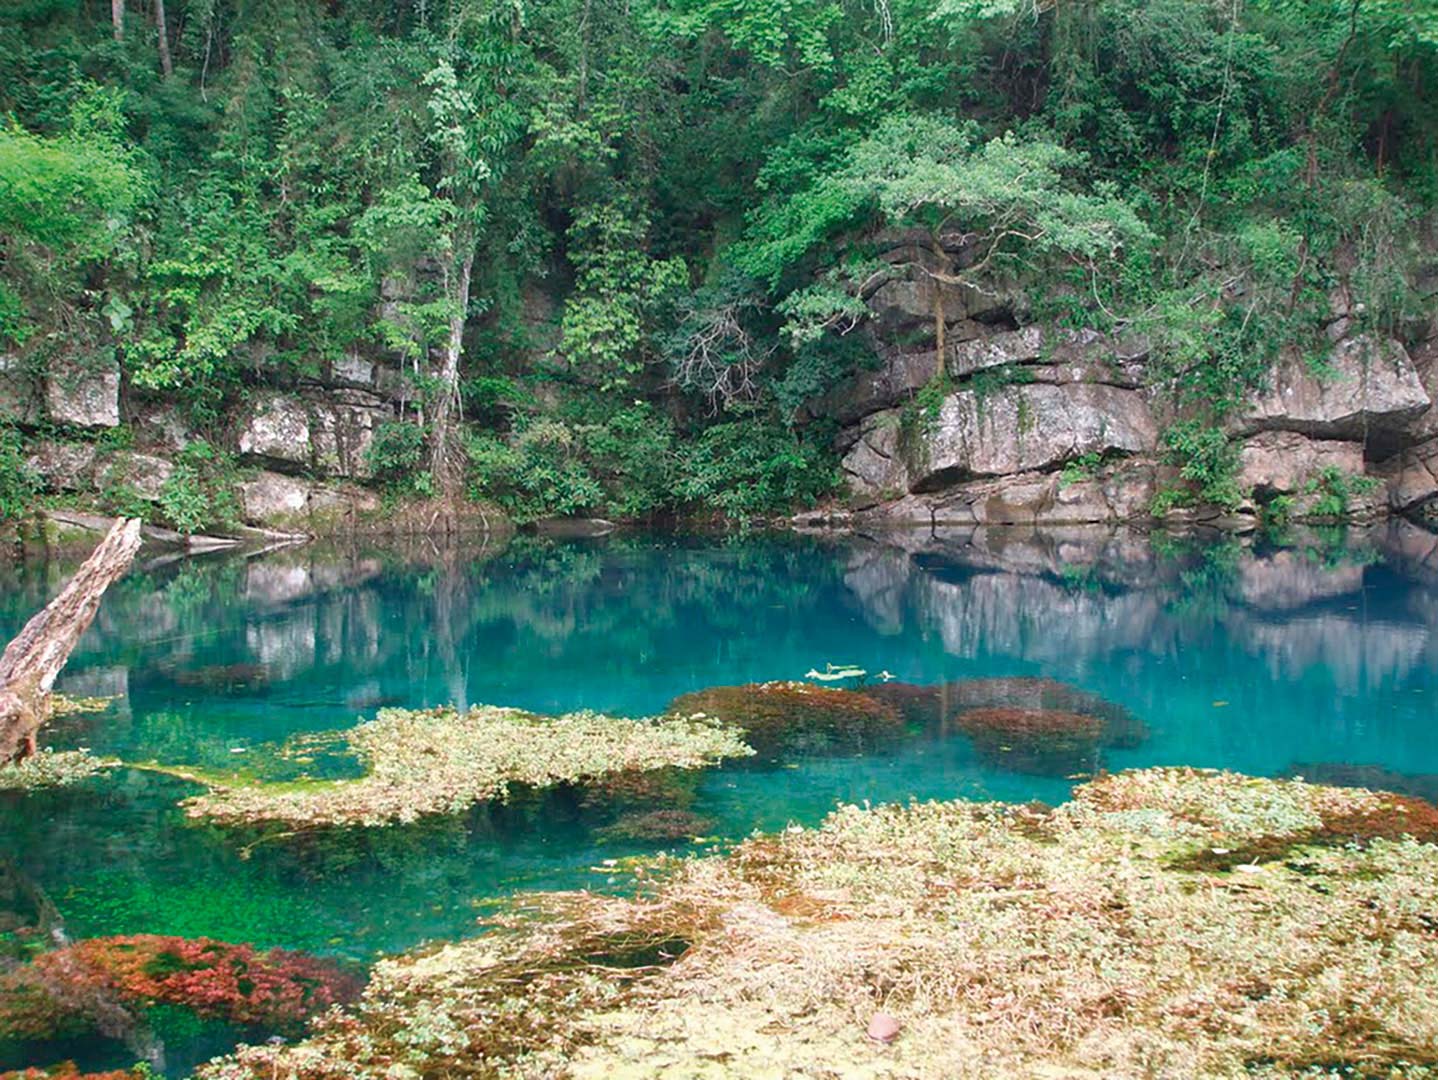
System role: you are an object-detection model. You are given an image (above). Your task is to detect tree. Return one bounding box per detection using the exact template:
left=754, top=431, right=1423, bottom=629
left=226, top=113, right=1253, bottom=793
left=740, top=113, right=1152, bottom=353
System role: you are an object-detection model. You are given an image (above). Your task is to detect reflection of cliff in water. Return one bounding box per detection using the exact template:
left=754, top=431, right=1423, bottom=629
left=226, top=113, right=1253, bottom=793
left=843, top=522, right=1438, bottom=694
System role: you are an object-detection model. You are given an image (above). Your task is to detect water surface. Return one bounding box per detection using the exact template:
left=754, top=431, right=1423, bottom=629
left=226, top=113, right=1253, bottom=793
left=3, top=523, right=1438, bottom=1072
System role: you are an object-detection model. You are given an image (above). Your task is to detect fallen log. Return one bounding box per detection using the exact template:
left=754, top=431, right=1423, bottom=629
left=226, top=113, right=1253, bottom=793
left=0, top=517, right=143, bottom=764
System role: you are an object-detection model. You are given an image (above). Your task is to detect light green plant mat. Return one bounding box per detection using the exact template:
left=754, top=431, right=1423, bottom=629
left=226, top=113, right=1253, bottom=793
left=201, top=768, right=1438, bottom=1079
left=0, top=748, right=117, bottom=791
left=177, top=705, right=753, bottom=828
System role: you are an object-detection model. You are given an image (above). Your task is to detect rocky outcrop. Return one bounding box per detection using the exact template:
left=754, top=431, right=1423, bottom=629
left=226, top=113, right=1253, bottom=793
left=911, top=383, right=1156, bottom=489
left=237, top=390, right=388, bottom=479
left=1237, top=431, right=1365, bottom=495
left=237, top=470, right=380, bottom=530
left=869, top=460, right=1157, bottom=526
left=1239, top=336, right=1430, bottom=447
left=43, top=356, right=120, bottom=428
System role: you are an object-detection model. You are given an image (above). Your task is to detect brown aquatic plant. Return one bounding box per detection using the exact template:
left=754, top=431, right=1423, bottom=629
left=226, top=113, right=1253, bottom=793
left=667, top=681, right=902, bottom=758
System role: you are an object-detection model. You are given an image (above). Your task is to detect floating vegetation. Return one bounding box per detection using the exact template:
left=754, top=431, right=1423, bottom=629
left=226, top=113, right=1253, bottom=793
left=167, top=663, right=271, bottom=694
left=0, top=749, right=114, bottom=791
left=199, top=768, right=1438, bottom=1079
left=667, top=682, right=903, bottom=758
left=955, top=705, right=1106, bottom=777
left=0, top=934, right=360, bottom=1043
left=179, top=705, right=753, bottom=829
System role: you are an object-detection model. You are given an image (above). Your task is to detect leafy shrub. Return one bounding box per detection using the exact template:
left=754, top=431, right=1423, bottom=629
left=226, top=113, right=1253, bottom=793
left=156, top=441, right=239, bottom=534
left=673, top=414, right=839, bottom=522
left=365, top=420, right=429, bottom=492
left=0, top=424, right=39, bottom=521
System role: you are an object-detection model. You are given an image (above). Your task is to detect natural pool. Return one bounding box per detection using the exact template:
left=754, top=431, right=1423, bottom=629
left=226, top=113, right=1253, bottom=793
left=3, top=522, right=1438, bottom=1074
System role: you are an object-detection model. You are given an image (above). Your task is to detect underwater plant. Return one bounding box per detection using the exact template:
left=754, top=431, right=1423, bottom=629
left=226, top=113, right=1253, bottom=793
left=667, top=681, right=903, bottom=758
left=948, top=677, right=1148, bottom=749
left=178, top=705, right=752, bottom=829
left=198, top=769, right=1438, bottom=1080
left=0, top=935, right=360, bottom=1043
left=954, top=706, right=1107, bottom=777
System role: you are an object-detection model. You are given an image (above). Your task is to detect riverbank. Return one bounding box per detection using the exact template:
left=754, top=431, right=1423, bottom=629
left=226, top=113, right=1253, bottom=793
left=199, top=767, right=1438, bottom=1079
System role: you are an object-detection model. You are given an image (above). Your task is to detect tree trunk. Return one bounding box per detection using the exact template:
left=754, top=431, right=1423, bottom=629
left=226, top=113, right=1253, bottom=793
left=0, top=518, right=142, bottom=765
left=154, top=0, right=173, bottom=76
left=112, top=0, right=124, bottom=40
left=429, top=248, right=474, bottom=500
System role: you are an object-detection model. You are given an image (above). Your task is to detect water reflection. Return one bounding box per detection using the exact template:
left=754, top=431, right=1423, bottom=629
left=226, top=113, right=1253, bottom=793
left=2, top=523, right=1438, bottom=1074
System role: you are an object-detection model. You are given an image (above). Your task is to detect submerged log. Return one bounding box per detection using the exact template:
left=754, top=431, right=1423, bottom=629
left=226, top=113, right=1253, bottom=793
left=0, top=518, right=142, bottom=765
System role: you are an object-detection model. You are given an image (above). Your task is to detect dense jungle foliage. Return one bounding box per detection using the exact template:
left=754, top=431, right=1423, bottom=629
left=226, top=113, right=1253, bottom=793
left=1, top=0, right=1436, bottom=523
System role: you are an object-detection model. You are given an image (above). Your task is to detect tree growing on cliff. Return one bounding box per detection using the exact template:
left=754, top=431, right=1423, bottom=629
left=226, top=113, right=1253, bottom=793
left=739, top=114, right=1151, bottom=357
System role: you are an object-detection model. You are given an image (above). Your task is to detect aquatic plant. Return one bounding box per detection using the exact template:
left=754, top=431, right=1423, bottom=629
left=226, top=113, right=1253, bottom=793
left=200, top=768, right=1438, bottom=1079
left=0, top=934, right=360, bottom=1042
left=0, top=1064, right=143, bottom=1080
left=954, top=705, right=1107, bottom=777
left=949, top=677, right=1149, bottom=748
left=594, top=809, right=716, bottom=844
left=858, top=681, right=945, bottom=731
left=667, top=682, right=902, bottom=758
left=180, top=705, right=752, bottom=828
left=0, top=749, right=114, bottom=791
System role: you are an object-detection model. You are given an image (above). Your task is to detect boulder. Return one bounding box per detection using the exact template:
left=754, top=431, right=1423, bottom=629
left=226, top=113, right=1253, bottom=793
left=25, top=440, right=98, bottom=491
left=96, top=451, right=175, bottom=500
left=1239, top=335, right=1430, bottom=445
left=840, top=413, right=909, bottom=497
left=238, top=470, right=314, bottom=524
left=44, top=356, right=119, bottom=428
left=909, top=383, right=1157, bottom=491
left=1376, top=436, right=1438, bottom=512
left=331, top=354, right=377, bottom=388
left=1237, top=432, right=1366, bottom=495
left=238, top=392, right=311, bottom=467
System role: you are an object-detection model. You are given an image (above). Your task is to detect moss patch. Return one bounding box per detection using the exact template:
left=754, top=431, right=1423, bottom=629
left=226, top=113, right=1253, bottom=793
left=200, top=768, right=1438, bottom=1079
left=179, top=705, right=753, bottom=829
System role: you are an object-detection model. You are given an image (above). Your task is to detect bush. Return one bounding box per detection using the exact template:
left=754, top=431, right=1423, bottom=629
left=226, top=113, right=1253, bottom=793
left=366, top=420, right=429, bottom=493
left=0, top=424, right=39, bottom=521
left=156, top=441, right=239, bottom=535
left=673, top=414, right=839, bottom=522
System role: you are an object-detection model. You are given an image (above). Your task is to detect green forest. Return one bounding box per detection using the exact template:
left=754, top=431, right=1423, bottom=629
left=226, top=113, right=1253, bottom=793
left=1, top=0, right=1437, bottom=528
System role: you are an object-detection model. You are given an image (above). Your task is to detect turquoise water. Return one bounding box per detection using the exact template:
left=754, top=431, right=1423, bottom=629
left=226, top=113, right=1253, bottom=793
left=3, top=523, right=1438, bottom=1073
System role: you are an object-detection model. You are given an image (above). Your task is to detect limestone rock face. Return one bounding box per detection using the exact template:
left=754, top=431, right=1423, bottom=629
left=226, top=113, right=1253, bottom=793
left=840, top=414, right=909, bottom=498
left=1238, top=432, right=1366, bottom=494
left=96, top=452, right=175, bottom=501
left=863, top=460, right=1157, bottom=526
left=45, top=357, right=119, bottom=428
left=814, top=347, right=941, bottom=426
left=239, top=470, right=314, bottom=524
left=239, top=393, right=311, bottom=468
left=25, top=440, right=98, bottom=491
left=1240, top=336, right=1431, bottom=443
left=910, top=383, right=1157, bottom=491
left=947, top=326, right=1044, bottom=378
left=311, top=390, right=386, bottom=479
left=1377, top=437, right=1438, bottom=512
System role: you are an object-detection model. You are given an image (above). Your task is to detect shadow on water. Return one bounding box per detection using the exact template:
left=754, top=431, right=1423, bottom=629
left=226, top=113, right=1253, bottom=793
left=4, top=521, right=1438, bottom=1072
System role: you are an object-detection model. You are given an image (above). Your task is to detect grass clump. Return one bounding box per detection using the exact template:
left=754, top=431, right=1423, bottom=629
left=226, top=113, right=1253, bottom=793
left=180, top=705, right=753, bottom=829
left=667, top=681, right=903, bottom=758
left=201, top=768, right=1438, bottom=1079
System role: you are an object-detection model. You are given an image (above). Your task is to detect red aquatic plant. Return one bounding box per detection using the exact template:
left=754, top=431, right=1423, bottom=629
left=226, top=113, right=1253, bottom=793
left=0, top=935, right=361, bottom=1041
left=668, top=682, right=902, bottom=758
left=1, top=1065, right=141, bottom=1080
left=955, top=706, right=1106, bottom=777
left=949, top=678, right=1148, bottom=748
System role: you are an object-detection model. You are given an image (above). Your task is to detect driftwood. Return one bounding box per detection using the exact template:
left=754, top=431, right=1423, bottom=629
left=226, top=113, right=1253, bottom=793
left=0, top=517, right=142, bottom=764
